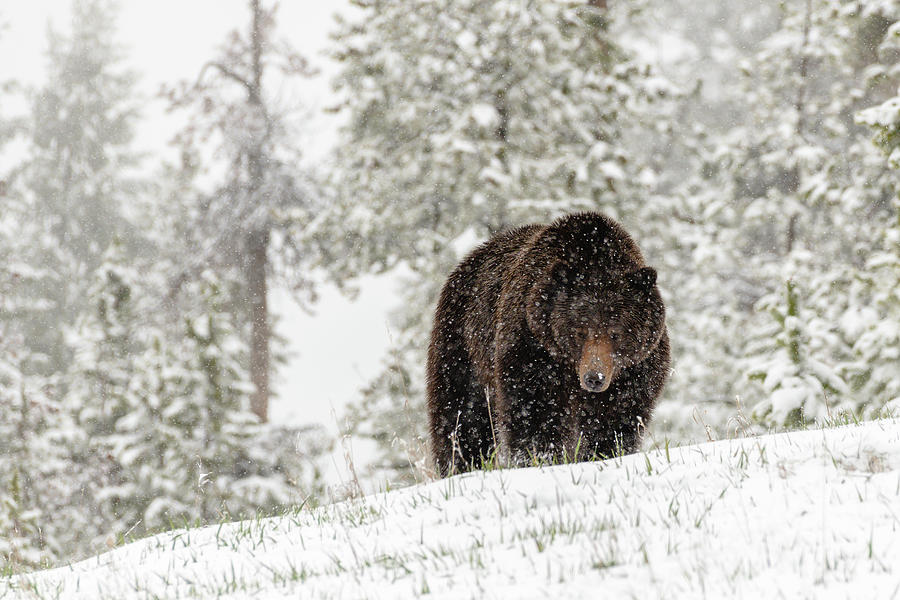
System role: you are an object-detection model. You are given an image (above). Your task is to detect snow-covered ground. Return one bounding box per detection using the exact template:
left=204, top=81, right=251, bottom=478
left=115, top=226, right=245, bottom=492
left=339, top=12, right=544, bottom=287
left=6, top=419, right=900, bottom=599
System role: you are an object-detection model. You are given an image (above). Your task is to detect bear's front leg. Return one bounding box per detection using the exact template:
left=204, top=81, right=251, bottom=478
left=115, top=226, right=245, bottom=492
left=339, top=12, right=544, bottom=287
left=493, top=338, right=576, bottom=467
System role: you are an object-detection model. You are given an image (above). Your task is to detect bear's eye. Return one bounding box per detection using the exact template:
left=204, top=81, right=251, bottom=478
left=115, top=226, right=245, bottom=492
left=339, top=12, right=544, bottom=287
left=609, top=331, right=620, bottom=342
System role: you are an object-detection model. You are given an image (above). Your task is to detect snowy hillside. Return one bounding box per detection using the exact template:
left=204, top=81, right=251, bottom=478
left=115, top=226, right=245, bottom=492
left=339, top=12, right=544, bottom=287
left=5, top=420, right=900, bottom=599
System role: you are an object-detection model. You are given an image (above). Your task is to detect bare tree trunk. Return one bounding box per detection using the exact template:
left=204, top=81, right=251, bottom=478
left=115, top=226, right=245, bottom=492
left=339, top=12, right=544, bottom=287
left=794, top=0, right=811, bottom=138
left=786, top=213, right=798, bottom=255
left=247, top=0, right=269, bottom=422
left=785, top=0, right=811, bottom=257
left=247, top=228, right=270, bottom=422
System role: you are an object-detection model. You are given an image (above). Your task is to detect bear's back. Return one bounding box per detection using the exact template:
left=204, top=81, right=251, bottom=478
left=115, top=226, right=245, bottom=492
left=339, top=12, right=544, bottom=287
left=437, top=224, right=546, bottom=384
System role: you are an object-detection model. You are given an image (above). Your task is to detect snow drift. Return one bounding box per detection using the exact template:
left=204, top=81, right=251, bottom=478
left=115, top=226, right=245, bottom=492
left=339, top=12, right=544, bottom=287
left=5, top=419, right=900, bottom=599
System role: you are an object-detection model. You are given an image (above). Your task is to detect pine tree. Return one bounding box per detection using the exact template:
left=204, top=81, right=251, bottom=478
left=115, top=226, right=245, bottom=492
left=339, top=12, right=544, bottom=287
left=93, top=273, right=264, bottom=534
left=178, top=273, right=317, bottom=521
left=0, top=40, right=50, bottom=570
left=66, top=240, right=142, bottom=438
left=2, top=69, right=67, bottom=559
left=0, top=1, right=329, bottom=562
left=61, top=249, right=324, bottom=550
left=8, top=0, right=141, bottom=376
left=612, top=0, right=778, bottom=438
left=103, top=329, right=198, bottom=536
left=671, top=0, right=900, bottom=429
left=322, top=0, right=670, bottom=274
left=162, top=0, right=319, bottom=423
left=0, top=472, right=44, bottom=572
left=0, top=347, right=54, bottom=571
left=746, top=278, right=853, bottom=426
left=321, top=0, right=676, bottom=482
left=850, top=69, right=900, bottom=416
left=63, top=238, right=147, bottom=548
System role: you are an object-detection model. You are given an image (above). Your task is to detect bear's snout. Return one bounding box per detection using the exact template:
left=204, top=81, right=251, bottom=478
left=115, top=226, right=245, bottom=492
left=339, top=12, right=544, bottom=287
left=578, top=336, right=614, bottom=393
left=581, top=371, right=607, bottom=392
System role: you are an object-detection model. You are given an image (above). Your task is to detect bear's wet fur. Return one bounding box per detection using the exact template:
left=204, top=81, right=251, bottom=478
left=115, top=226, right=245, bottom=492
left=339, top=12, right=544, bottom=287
left=426, top=212, right=670, bottom=476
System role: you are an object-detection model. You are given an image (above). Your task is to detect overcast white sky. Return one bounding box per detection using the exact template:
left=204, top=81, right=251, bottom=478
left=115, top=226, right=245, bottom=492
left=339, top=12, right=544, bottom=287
left=0, top=1, right=398, bottom=469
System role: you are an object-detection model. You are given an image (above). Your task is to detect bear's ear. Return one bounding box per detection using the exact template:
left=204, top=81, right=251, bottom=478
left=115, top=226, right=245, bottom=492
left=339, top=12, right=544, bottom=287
left=628, top=267, right=657, bottom=291
left=526, top=260, right=567, bottom=347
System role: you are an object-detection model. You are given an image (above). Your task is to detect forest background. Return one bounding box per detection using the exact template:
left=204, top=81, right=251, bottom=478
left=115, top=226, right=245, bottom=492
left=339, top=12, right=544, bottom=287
left=1, top=0, right=899, bottom=571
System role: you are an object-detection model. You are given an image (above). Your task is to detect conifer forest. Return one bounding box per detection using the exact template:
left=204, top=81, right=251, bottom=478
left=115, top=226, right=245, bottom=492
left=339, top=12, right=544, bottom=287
left=0, top=0, right=899, bottom=571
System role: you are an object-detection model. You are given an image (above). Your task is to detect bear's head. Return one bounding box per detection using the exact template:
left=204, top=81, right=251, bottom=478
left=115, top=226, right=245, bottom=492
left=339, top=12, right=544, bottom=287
left=526, top=261, right=665, bottom=393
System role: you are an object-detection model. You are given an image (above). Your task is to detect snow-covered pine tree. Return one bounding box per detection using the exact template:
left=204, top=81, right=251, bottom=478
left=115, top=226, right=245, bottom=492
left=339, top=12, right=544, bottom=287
left=62, top=238, right=148, bottom=550
left=61, top=245, right=325, bottom=550
left=0, top=343, right=55, bottom=571
left=746, top=277, right=853, bottom=426
left=9, top=0, right=141, bottom=377
left=1, top=73, right=64, bottom=566
left=100, top=328, right=199, bottom=537
left=321, top=0, right=676, bottom=483
left=851, top=69, right=900, bottom=416
left=688, top=0, right=900, bottom=428
left=95, top=273, right=286, bottom=536
left=0, top=471, right=43, bottom=573
left=161, top=0, right=319, bottom=423
left=616, top=0, right=779, bottom=439
left=177, top=273, right=308, bottom=522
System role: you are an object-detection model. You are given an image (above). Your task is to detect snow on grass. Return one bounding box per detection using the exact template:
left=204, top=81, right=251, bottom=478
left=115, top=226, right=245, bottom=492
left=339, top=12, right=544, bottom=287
left=5, top=420, right=900, bottom=599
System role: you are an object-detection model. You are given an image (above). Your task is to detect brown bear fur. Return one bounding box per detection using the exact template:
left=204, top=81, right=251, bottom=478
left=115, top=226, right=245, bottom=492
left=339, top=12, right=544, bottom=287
left=426, top=212, right=670, bottom=476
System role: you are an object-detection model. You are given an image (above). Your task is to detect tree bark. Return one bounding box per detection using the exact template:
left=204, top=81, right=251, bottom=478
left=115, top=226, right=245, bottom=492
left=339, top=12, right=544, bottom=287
left=247, top=228, right=270, bottom=422
left=247, top=0, right=269, bottom=422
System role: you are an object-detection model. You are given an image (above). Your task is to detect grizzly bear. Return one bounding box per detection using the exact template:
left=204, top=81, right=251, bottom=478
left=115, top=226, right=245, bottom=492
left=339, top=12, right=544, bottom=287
left=426, top=212, right=670, bottom=476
